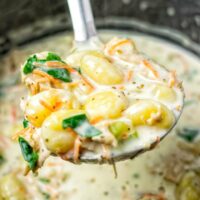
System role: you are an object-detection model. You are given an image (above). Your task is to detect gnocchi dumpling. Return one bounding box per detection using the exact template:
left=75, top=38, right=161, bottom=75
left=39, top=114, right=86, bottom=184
left=85, top=91, right=128, bottom=121
left=24, top=89, right=80, bottom=127
left=0, top=174, right=27, bottom=200
left=41, top=109, right=84, bottom=154
left=126, top=99, right=175, bottom=129
left=151, top=84, right=177, bottom=102
left=66, top=50, right=103, bottom=67
left=81, top=51, right=123, bottom=85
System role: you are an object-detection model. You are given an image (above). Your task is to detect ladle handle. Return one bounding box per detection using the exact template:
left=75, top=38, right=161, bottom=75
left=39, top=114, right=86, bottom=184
left=67, top=0, right=97, bottom=42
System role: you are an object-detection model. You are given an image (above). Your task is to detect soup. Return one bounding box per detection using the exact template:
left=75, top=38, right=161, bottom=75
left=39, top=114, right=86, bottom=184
left=0, top=30, right=200, bottom=200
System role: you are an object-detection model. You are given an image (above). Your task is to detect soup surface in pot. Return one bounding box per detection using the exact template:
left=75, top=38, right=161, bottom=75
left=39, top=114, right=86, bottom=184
left=0, top=30, right=200, bottom=200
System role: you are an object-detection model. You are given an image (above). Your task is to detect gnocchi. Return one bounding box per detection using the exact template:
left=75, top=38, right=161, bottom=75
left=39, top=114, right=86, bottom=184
left=151, top=84, right=177, bottom=102
left=81, top=51, right=123, bottom=85
left=24, top=89, right=80, bottom=127
left=85, top=91, right=128, bottom=120
left=41, top=109, right=84, bottom=154
left=126, top=99, right=175, bottom=129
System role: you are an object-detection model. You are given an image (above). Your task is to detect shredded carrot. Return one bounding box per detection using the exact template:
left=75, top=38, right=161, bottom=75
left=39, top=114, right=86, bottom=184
left=33, top=69, right=58, bottom=83
left=127, top=70, right=133, bottom=81
left=81, top=76, right=95, bottom=92
left=107, top=39, right=132, bottom=55
left=54, top=101, right=63, bottom=111
left=73, top=137, right=81, bottom=162
left=90, top=116, right=103, bottom=124
left=39, top=99, right=54, bottom=112
left=47, top=162, right=62, bottom=167
left=12, top=127, right=31, bottom=140
left=36, top=77, right=49, bottom=83
left=168, top=70, right=177, bottom=87
left=23, top=165, right=30, bottom=176
left=27, top=115, right=38, bottom=123
left=66, top=127, right=77, bottom=138
left=46, top=61, right=77, bottom=73
left=29, top=83, right=37, bottom=95
left=101, top=144, right=111, bottom=160
left=143, top=60, right=159, bottom=78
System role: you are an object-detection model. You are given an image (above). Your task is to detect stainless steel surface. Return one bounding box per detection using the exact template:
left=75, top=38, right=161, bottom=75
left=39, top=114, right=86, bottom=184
left=67, top=0, right=97, bottom=42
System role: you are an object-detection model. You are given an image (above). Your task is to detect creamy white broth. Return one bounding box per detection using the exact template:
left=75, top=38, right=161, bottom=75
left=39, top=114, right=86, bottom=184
left=0, top=30, right=200, bottom=200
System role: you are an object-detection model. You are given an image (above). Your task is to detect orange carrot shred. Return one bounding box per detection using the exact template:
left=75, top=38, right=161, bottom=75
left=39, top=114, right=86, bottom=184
left=168, top=70, right=177, bottom=87
left=54, top=101, right=63, bottom=111
left=90, top=116, right=103, bottom=124
left=39, top=99, right=54, bottom=112
left=107, top=39, right=132, bottom=55
left=127, top=70, right=133, bottom=81
left=143, top=60, right=159, bottom=78
left=81, top=76, right=95, bottom=91
left=12, top=127, right=31, bottom=140
left=46, top=61, right=77, bottom=73
left=101, top=144, right=111, bottom=160
left=33, top=69, right=58, bottom=83
left=73, top=137, right=81, bottom=162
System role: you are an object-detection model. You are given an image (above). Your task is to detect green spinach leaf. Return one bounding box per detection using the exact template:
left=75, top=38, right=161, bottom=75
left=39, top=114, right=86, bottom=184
left=177, top=127, right=200, bottom=142
left=23, top=119, right=29, bottom=128
left=18, top=137, right=38, bottom=170
left=0, top=154, right=5, bottom=166
left=62, top=114, right=102, bottom=138
left=40, top=68, right=71, bottom=82
left=23, top=55, right=38, bottom=74
left=46, top=52, right=62, bottom=61
left=23, top=52, right=71, bottom=82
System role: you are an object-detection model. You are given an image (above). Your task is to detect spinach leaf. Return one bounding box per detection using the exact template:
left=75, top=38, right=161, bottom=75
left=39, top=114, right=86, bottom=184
left=62, top=114, right=102, bottom=138
left=18, top=137, right=38, bottom=170
left=40, top=68, right=71, bottom=82
left=46, top=52, right=62, bottom=61
left=177, top=127, right=200, bottom=142
left=39, top=177, right=50, bottom=184
left=23, top=55, right=38, bottom=74
left=23, top=52, right=72, bottom=82
left=40, top=191, right=51, bottom=200
left=0, top=154, right=5, bottom=166
left=23, top=118, right=29, bottom=128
